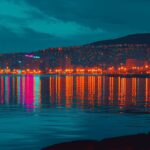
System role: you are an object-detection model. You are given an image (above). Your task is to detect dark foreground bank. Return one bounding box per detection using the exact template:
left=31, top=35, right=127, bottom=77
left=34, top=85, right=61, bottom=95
left=42, top=133, right=150, bottom=150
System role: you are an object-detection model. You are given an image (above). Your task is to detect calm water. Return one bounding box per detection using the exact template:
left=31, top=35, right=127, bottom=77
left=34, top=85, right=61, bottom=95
left=0, top=75, right=150, bottom=150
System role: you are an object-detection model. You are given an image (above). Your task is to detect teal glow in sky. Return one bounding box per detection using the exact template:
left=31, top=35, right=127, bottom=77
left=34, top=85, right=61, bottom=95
left=0, top=0, right=149, bottom=53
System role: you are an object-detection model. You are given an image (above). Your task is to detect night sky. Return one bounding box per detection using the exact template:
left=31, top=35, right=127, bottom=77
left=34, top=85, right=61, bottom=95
left=0, top=0, right=149, bottom=53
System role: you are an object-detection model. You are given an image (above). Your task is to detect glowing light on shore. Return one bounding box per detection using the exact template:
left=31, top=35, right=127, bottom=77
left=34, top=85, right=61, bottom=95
left=0, top=64, right=149, bottom=75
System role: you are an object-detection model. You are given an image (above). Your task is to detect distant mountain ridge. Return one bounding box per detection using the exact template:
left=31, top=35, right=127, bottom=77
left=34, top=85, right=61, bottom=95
left=87, top=33, right=150, bottom=46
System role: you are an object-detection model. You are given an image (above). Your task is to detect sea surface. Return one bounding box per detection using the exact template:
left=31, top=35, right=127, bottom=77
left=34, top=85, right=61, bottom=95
left=0, top=75, right=150, bottom=150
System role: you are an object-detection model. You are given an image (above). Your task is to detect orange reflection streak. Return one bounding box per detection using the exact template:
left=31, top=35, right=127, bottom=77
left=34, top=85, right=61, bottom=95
left=102, top=76, right=106, bottom=101
left=49, top=76, right=55, bottom=104
left=49, top=76, right=52, bottom=103
left=118, top=78, right=126, bottom=106
left=76, top=76, right=80, bottom=100
left=145, top=78, right=148, bottom=103
left=122, top=78, right=126, bottom=101
left=118, top=77, right=121, bottom=101
left=132, top=78, right=137, bottom=105
left=56, top=76, right=61, bottom=106
left=108, top=77, right=114, bottom=104
left=145, top=78, right=150, bottom=106
left=80, top=76, right=85, bottom=102
left=65, top=76, right=73, bottom=108
left=88, top=76, right=95, bottom=106
left=76, top=76, right=85, bottom=101
left=97, top=76, right=102, bottom=106
left=138, top=78, right=146, bottom=103
left=76, top=76, right=85, bottom=109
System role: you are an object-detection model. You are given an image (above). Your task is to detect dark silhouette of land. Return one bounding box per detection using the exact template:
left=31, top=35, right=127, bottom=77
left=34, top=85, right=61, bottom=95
left=88, top=33, right=150, bottom=45
left=42, top=133, right=150, bottom=150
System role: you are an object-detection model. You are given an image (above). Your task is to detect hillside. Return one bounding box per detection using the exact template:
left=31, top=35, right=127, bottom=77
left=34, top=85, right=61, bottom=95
left=0, top=33, right=150, bottom=69
left=88, top=33, right=150, bottom=46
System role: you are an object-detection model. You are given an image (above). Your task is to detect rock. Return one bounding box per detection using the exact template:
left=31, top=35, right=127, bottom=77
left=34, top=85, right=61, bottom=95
left=42, top=140, right=97, bottom=150
left=42, top=133, right=150, bottom=150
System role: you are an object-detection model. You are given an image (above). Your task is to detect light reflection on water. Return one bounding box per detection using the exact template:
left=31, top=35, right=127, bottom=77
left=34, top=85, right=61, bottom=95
left=0, top=75, right=150, bottom=150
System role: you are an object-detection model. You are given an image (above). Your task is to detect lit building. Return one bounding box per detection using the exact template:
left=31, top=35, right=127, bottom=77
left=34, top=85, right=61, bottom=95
left=126, top=59, right=148, bottom=68
left=65, top=56, right=72, bottom=68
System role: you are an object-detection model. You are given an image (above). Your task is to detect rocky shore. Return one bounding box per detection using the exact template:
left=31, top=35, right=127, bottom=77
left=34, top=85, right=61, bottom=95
left=42, top=133, right=150, bottom=150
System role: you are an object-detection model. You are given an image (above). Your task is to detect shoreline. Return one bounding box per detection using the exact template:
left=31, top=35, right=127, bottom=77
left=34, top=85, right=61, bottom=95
left=42, top=133, right=150, bottom=150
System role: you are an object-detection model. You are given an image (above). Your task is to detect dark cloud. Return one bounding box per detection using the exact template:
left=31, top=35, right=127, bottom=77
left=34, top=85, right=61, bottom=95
left=0, top=27, right=55, bottom=53
left=0, top=0, right=150, bottom=52
left=25, top=0, right=150, bottom=29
